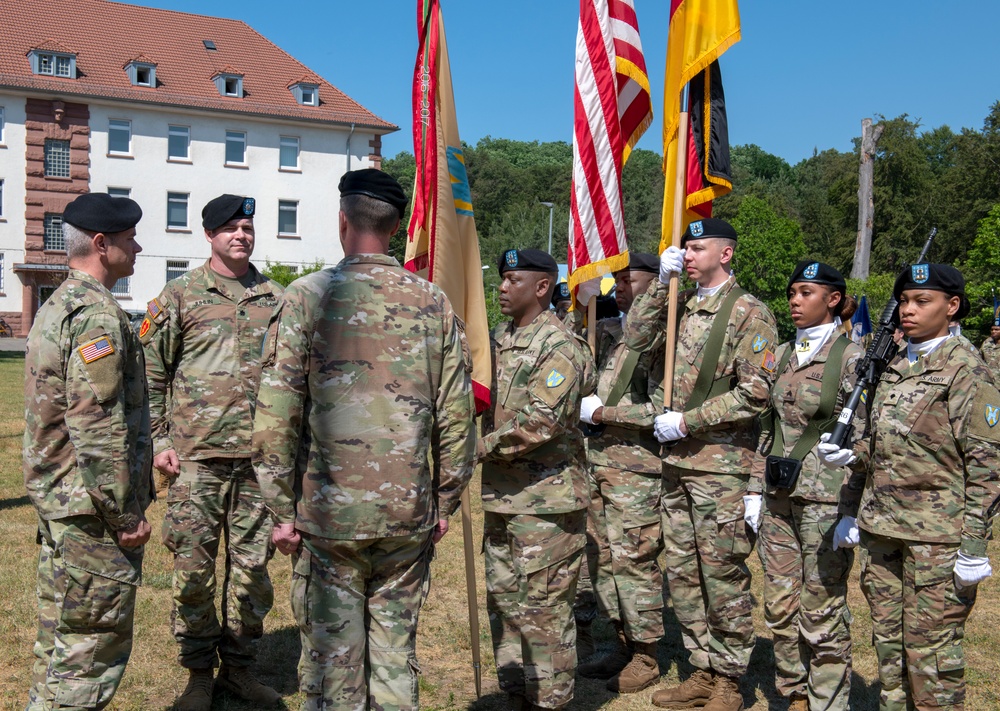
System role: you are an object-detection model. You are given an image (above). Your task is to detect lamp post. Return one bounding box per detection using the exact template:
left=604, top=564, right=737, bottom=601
left=539, top=201, right=555, bottom=255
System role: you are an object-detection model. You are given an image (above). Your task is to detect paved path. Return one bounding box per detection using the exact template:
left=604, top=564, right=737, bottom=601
left=0, top=337, right=26, bottom=352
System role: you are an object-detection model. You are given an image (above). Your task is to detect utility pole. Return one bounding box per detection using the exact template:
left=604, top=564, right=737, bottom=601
left=852, top=117, right=883, bottom=280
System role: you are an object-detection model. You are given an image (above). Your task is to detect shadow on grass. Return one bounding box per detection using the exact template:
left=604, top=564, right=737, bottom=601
left=0, top=494, right=30, bottom=511
left=0, top=350, right=26, bottom=360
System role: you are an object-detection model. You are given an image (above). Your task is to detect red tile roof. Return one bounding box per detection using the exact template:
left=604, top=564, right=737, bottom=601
left=0, top=0, right=397, bottom=131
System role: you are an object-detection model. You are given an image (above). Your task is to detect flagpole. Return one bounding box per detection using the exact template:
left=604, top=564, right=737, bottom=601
left=663, top=86, right=689, bottom=410
left=459, top=488, right=482, bottom=697
left=588, top=296, right=598, bottom=354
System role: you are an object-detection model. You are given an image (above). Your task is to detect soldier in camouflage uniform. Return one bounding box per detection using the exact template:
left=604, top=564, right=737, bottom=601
left=478, top=248, right=595, bottom=711
left=980, top=322, right=1000, bottom=381
left=627, top=219, right=778, bottom=711
left=753, top=262, right=865, bottom=711
left=252, top=169, right=475, bottom=711
left=143, top=194, right=283, bottom=709
left=574, top=253, right=665, bottom=694
left=23, top=194, right=153, bottom=710
left=821, top=264, right=1000, bottom=711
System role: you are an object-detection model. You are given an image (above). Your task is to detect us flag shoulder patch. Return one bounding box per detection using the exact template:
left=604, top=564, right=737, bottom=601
left=147, top=298, right=164, bottom=319
left=79, top=336, right=115, bottom=364
left=761, top=349, right=777, bottom=373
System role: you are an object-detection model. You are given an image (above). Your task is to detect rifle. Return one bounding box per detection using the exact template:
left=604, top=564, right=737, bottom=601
left=829, top=227, right=937, bottom=449
left=826, top=227, right=937, bottom=448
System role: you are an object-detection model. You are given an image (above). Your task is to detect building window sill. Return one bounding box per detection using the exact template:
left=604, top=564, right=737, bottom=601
left=167, top=158, right=193, bottom=164
left=0, top=143, right=6, bottom=149
left=166, top=227, right=192, bottom=234
left=107, top=153, right=134, bottom=160
left=0, top=217, right=6, bottom=222
left=277, top=233, right=300, bottom=240
left=115, top=296, right=132, bottom=301
left=279, top=167, right=301, bottom=174
left=224, top=162, right=249, bottom=170
left=45, top=176, right=72, bottom=182
left=43, top=250, right=68, bottom=255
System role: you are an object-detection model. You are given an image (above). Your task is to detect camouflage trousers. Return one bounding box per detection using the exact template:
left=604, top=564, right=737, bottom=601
left=28, top=515, right=143, bottom=710
left=860, top=532, right=975, bottom=711
left=291, top=530, right=433, bottom=711
left=587, top=464, right=664, bottom=642
left=162, top=457, right=274, bottom=669
left=759, top=495, right=854, bottom=710
left=484, top=510, right=586, bottom=709
left=574, top=467, right=609, bottom=627
left=661, top=466, right=755, bottom=677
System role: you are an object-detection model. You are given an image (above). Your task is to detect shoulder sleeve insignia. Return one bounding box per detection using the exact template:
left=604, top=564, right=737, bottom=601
left=987, top=403, right=999, bottom=428
left=138, top=317, right=151, bottom=339
left=761, top=349, right=777, bottom=373
left=78, top=335, right=115, bottom=364
left=752, top=334, right=769, bottom=354
left=546, top=369, right=566, bottom=388
left=146, top=297, right=168, bottom=324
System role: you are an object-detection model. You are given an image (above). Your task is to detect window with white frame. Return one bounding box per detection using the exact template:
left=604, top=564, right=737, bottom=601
left=279, top=136, right=299, bottom=170
left=290, top=82, right=319, bottom=106
left=166, top=260, right=189, bottom=282
left=0, top=252, right=4, bottom=292
left=126, top=61, right=156, bottom=87
left=44, top=214, right=65, bottom=251
left=31, top=51, right=76, bottom=78
left=111, top=277, right=130, bottom=297
left=108, top=119, right=131, bottom=155
left=0, top=106, right=5, bottom=143
left=167, top=192, right=189, bottom=229
left=225, top=130, right=246, bottom=164
left=168, top=125, right=190, bottom=160
left=278, top=200, right=298, bottom=235
left=213, top=73, right=243, bottom=98
left=0, top=178, right=4, bottom=218
left=107, top=187, right=131, bottom=198
left=44, top=139, right=70, bottom=177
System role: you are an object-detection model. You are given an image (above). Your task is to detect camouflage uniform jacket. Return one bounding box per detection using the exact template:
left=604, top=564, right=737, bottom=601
left=23, top=269, right=153, bottom=530
left=981, top=337, right=1000, bottom=380
left=851, top=338, right=1000, bottom=556
left=252, top=254, right=475, bottom=540
left=588, top=316, right=664, bottom=475
left=625, top=276, right=778, bottom=474
left=143, top=261, right=282, bottom=459
left=751, top=336, right=868, bottom=505
left=480, top=310, right=596, bottom=514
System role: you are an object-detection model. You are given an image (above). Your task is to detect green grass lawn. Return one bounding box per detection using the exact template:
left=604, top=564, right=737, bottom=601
left=1, top=349, right=999, bottom=709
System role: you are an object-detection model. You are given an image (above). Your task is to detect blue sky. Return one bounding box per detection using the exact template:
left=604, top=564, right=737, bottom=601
left=134, top=0, right=1000, bottom=165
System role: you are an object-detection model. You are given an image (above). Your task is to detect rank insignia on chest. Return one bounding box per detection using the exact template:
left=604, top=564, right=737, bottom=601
left=546, top=369, right=566, bottom=388
left=761, top=349, right=777, bottom=373
left=797, top=338, right=810, bottom=352
left=79, top=336, right=115, bottom=364
left=987, top=404, right=1000, bottom=428
left=139, top=317, right=151, bottom=338
left=752, top=334, right=769, bottom=353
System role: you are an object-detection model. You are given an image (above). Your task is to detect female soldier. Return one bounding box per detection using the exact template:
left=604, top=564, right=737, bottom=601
left=820, top=263, right=1000, bottom=710
left=752, top=261, right=863, bottom=711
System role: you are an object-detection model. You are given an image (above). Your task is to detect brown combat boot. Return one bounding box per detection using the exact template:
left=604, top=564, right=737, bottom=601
left=607, top=640, right=660, bottom=693
left=651, top=668, right=716, bottom=709
left=787, top=697, right=809, bottom=711
left=702, top=675, right=743, bottom=711
left=578, top=621, right=632, bottom=679
left=216, top=664, right=282, bottom=706
left=175, top=668, right=215, bottom=711
left=576, top=618, right=596, bottom=660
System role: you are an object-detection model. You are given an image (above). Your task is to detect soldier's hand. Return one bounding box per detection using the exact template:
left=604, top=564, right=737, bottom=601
left=954, top=552, right=993, bottom=587
left=659, top=246, right=686, bottom=284
left=432, top=519, right=449, bottom=543
left=153, top=449, right=180, bottom=477
left=272, top=523, right=301, bottom=555
left=832, top=516, right=859, bottom=551
left=117, top=517, right=151, bottom=548
left=817, top=433, right=856, bottom=467
left=580, top=395, right=603, bottom=425
left=654, top=411, right=687, bottom=442
left=742, top=495, right=762, bottom=534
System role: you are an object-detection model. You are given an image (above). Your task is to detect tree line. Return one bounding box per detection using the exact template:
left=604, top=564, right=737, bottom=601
left=380, top=102, right=1000, bottom=341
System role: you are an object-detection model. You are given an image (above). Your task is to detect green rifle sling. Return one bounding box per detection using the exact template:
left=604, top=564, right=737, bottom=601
left=684, top=286, right=747, bottom=411
left=604, top=347, right=641, bottom=408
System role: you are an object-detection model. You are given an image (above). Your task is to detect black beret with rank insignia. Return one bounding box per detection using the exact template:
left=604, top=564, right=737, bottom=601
left=680, top=217, right=738, bottom=246
left=787, top=260, right=847, bottom=294
left=202, top=194, right=255, bottom=230
left=497, top=248, right=558, bottom=275
left=893, top=263, right=970, bottom=319
left=551, top=282, right=571, bottom=306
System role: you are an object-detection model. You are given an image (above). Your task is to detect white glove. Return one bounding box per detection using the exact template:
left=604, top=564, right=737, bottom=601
left=954, top=551, right=993, bottom=587
left=576, top=278, right=601, bottom=306
left=580, top=395, right=603, bottom=425
left=818, top=432, right=856, bottom=467
left=832, top=515, right=859, bottom=551
left=654, top=411, right=685, bottom=442
left=742, top=495, right=762, bottom=534
left=659, top=246, right=686, bottom=284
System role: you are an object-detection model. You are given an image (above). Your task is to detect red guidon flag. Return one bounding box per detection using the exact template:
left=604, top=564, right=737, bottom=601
left=659, top=0, right=740, bottom=251
left=568, top=0, right=653, bottom=290
left=405, top=0, right=491, bottom=412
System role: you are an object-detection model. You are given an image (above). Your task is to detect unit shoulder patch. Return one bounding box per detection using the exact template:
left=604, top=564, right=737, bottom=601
left=536, top=351, right=577, bottom=408
left=968, top=382, right=1000, bottom=441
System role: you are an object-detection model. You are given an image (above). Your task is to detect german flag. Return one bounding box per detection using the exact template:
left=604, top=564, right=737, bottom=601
left=685, top=60, right=732, bottom=219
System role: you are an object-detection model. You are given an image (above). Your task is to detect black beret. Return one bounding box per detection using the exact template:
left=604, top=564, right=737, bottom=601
left=63, top=193, right=142, bottom=233
left=787, top=260, right=846, bottom=294
left=626, top=252, right=659, bottom=274
left=339, top=168, right=408, bottom=219
left=893, top=263, right=969, bottom=319
left=551, top=282, right=572, bottom=306
left=498, top=248, right=558, bottom=275
left=202, top=194, right=255, bottom=230
left=680, top=217, right=738, bottom=246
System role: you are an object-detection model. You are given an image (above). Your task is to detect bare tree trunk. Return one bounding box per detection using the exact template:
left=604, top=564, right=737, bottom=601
left=852, top=118, right=883, bottom=279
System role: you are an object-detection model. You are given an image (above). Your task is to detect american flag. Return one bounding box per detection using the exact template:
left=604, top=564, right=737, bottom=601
left=568, top=0, right=652, bottom=290
left=79, top=336, right=114, bottom=363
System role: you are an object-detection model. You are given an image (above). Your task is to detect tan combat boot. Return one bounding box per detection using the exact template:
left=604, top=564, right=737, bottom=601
left=216, top=664, right=282, bottom=706
left=576, top=618, right=596, bottom=661
left=578, top=621, right=632, bottom=679
left=175, top=668, right=215, bottom=711
left=702, top=674, right=743, bottom=711
left=787, top=697, right=809, bottom=711
left=651, top=668, right=716, bottom=709
left=607, top=640, right=660, bottom=693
